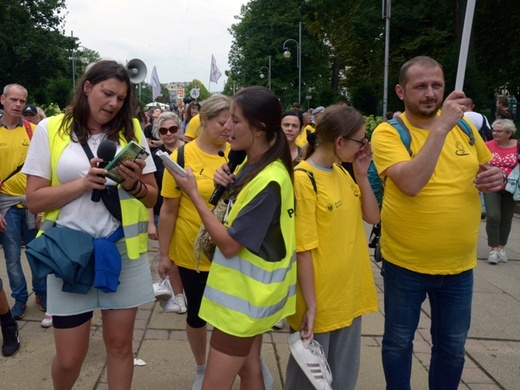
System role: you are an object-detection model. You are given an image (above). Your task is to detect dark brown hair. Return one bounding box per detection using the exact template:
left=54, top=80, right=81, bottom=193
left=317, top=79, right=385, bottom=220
left=185, top=101, right=201, bottom=124
left=303, top=105, right=365, bottom=160
left=230, top=86, right=293, bottom=194
left=59, top=60, right=135, bottom=144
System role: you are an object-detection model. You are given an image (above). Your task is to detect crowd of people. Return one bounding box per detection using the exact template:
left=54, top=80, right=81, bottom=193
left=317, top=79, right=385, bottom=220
left=0, top=55, right=518, bottom=390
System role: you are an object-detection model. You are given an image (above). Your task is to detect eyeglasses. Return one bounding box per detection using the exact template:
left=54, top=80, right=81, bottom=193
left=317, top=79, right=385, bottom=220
left=158, top=126, right=179, bottom=135
left=344, top=136, right=367, bottom=149
left=491, top=129, right=507, bottom=134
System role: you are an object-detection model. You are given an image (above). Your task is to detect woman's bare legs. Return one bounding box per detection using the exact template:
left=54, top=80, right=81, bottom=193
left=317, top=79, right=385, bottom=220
left=102, top=308, right=138, bottom=390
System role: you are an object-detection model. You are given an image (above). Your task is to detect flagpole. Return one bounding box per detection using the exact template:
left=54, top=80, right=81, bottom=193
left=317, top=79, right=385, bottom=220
left=455, top=0, right=476, bottom=91
left=208, top=56, right=212, bottom=92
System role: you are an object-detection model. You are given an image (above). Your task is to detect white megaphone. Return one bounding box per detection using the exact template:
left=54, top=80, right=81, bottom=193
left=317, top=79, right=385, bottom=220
left=126, top=58, right=147, bottom=84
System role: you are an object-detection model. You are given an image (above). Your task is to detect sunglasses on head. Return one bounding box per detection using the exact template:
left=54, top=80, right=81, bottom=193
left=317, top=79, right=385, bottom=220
left=158, top=125, right=179, bottom=135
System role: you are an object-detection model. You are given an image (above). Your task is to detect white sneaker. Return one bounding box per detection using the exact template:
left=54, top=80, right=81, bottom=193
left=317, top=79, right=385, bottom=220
left=175, top=294, right=187, bottom=314
left=272, top=319, right=284, bottom=329
left=488, top=251, right=499, bottom=264
left=41, top=313, right=53, bottom=328
left=498, top=248, right=508, bottom=263
left=288, top=332, right=332, bottom=390
left=161, top=297, right=181, bottom=313
left=153, top=278, right=172, bottom=301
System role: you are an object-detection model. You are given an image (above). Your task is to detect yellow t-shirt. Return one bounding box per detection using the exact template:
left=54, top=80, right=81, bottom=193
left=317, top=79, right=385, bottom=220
left=295, top=124, right=315, bottom=148
left=371, top=114, right=492, bottom=274
left=0, top=122, right=34, bottom=197
left=184, top=114, right=201, bottom=140
left=286, top=161, right=378, bottom=333
left=161, top=141, right=230, bottom=271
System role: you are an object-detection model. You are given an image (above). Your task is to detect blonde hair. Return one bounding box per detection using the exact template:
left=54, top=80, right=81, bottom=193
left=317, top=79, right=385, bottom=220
left=198, top=94, right=231, bottom=136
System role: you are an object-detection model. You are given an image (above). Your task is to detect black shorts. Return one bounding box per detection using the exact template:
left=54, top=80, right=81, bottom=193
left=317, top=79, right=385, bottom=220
left=178, top=267, right=209, bottom=328
left=52, top=311, right=93, bottom=329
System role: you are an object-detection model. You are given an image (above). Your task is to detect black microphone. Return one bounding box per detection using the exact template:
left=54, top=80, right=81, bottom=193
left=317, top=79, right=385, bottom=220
left=209, top=150, right=247, bottom=205
left=91, top=140, right=117, bottom=202
left=217, top=150, right=227, bottom=161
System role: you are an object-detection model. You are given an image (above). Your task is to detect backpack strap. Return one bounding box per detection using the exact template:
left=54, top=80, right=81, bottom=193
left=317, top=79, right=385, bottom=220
left=389, top=117, right=413, bottom=156
left=0, top=120, right=33, bottom=183
left=294, top=168, right=317, bottom=193
left=389, top=116, right=475, bottom=154
left=176, top=144, right=185, bottom=168
left=22, top=119, right=33, bottom=139
left=457, top=118, right=475, bottom=145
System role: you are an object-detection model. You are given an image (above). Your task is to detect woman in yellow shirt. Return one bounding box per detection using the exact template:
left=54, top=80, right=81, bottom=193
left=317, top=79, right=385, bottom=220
left=286, top=105, right=380, bottom=390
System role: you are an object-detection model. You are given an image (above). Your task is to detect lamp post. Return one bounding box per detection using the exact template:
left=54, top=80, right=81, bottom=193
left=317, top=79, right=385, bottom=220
left=282, top=22, right=302, bottom=103
left=259, top=55, right=272, bottom=90
left=71, top=44, right=89, bottom=91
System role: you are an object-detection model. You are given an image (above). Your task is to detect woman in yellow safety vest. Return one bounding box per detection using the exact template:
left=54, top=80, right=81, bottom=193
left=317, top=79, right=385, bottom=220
left=168, top=86, right=296, bottom=389
left=23, top=60, right=157, bottom=389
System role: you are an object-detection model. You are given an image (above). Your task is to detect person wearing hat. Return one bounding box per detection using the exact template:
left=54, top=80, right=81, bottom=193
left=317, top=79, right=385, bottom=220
left=22, top=104, right=45, bottom=125
left=313, top=106, right=325, bottom=121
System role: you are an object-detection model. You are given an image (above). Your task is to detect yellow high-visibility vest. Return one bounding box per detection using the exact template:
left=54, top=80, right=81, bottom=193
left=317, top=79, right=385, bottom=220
left=39, top=114, right=148, bottom=259
left=199, top=159, right=297, bottom=337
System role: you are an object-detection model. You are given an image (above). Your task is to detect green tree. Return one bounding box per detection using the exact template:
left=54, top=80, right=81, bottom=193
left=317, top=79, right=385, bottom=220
left=470, top=0, right=520, bottom=108
left=185, top=80, right=211, bottom=102
left=0, top=0, right=75, bottom=105
left=297, top=0, right=520, bottom=116
left=228, top=0, right=333, bottom=107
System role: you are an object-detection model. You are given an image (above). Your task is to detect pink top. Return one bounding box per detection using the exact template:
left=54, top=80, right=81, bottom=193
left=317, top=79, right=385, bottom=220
left=485, top=140, right=519, bottom=179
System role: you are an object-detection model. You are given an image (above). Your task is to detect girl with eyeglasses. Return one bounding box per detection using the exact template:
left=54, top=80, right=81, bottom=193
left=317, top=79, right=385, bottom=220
left=285, top=105, right=379, bottom=390
left=484, top=119, right=519, bottom=264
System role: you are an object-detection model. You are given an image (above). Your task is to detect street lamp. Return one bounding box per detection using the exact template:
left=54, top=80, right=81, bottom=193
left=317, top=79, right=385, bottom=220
left=282, top=22, right=302, bottom=103
left=71, top=46, right=89, bottom=91
left=259, top=56, right=272, bottom=90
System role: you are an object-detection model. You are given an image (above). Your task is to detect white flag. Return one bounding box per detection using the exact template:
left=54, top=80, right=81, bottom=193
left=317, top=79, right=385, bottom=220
left=210, top=55, right=222, bottom=83
left=149, top=66, right=161, bottom=101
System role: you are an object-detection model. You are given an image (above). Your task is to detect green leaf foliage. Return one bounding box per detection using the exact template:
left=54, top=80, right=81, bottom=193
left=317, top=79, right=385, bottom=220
left=0, top=0, right=75, bottom=105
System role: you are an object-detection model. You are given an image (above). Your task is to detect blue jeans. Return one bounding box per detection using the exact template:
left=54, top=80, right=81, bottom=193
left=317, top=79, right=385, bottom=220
left=0, top=206, right=45, bottom=303
left=381, top=260, right=473, bottom=390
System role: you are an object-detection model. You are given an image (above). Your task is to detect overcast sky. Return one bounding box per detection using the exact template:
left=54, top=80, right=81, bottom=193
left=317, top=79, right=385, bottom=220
left=63, top=0, right=247, bottom=94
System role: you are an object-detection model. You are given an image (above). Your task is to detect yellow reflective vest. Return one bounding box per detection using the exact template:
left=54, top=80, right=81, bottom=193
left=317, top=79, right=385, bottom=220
left=199, top=159, right=296, bottom=337
left=39, top=114, right=148, bottom=259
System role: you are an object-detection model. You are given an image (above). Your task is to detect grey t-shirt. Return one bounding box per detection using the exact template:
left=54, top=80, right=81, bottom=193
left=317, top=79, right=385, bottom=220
left=227, top=181, right=285, bottom=262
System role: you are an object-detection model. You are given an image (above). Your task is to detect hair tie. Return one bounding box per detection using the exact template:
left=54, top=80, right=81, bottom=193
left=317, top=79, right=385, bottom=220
left=307, top=132, right=317, bottom=145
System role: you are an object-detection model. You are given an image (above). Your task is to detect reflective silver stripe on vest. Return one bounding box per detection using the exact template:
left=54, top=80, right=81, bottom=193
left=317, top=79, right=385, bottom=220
left=40, top=219, right=55, bottom=231
left=212, top=250, right=296, bottom=284
left=123, top=221, right=148, bottom=238
left=118, top=188, right=133, bottom=200
left=204, top=283, right=296, bottom=319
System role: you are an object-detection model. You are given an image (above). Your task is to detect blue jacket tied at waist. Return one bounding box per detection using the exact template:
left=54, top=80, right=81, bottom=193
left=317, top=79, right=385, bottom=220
left=26, top=226, right=124, bottom=294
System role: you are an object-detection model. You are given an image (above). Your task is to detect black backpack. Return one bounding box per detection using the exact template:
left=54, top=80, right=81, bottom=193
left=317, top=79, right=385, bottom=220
left=478, top=114, right=493, bottom=141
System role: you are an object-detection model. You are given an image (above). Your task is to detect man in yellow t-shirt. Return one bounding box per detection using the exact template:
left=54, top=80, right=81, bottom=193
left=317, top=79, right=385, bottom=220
left=371, top=57, right=504, bottom=390
left=0, top=84, right=46, bottom=321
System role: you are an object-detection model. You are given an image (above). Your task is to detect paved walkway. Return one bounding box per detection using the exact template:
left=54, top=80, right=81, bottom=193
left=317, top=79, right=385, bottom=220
left=1, top=216, right=519, bottom=389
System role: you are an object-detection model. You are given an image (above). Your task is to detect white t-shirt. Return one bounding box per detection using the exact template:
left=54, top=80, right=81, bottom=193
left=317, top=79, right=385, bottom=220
left=22, top=117, right=155, bottom=238
left=464, top=111, right=490, bottom=131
